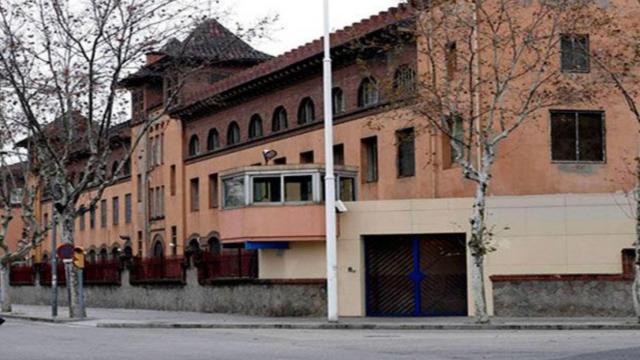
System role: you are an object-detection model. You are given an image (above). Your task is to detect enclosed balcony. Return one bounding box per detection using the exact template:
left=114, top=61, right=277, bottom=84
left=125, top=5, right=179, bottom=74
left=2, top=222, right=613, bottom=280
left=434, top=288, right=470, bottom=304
left=219, top=164, right=358, bottom=248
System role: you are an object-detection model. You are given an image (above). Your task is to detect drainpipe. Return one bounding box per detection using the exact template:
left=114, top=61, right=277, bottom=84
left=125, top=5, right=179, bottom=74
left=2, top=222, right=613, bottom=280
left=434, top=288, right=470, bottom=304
left=323, top=0, right=338, bottom=323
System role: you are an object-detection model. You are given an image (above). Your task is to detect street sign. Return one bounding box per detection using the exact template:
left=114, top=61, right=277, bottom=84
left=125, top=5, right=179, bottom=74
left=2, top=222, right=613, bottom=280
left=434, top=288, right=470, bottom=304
left=56, top=244, right=74, bottom=260
left=73, top=247, right=85, bottom=269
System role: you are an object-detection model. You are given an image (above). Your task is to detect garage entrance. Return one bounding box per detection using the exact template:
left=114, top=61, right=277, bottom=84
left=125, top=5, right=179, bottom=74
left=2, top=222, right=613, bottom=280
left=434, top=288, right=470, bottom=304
left=365, top=234, right=467, bottom=317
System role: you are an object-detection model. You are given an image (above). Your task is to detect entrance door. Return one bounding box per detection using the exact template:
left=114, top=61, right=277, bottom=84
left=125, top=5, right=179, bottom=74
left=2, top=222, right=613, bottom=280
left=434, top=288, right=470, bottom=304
left=365, top=234, right=467, bottom=317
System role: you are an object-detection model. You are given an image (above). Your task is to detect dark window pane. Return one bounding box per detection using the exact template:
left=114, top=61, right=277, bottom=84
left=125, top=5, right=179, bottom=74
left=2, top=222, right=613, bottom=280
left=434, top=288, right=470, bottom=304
left=561, top=34, right=589, bottom=72
left=253, top=177, right=282, bottom=203
left=397, top=128, right=415, bottom=177
left=339, top=177, right=356, bottom=201
left=551, top=112, right=577, bottom=161
left=578, top=112, right=604, bottom=162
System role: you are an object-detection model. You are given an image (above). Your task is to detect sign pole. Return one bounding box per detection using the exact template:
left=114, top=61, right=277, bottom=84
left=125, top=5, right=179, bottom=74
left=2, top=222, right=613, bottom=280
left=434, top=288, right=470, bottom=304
left=323, top=0, right=338, bottom=323
left=50, top=209, right=57, bottom=318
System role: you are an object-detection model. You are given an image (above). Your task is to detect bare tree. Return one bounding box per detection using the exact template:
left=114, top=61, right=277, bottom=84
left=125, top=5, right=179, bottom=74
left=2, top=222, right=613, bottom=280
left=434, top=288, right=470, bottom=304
left=0, top=0, right=274, bottom=318
left=365, top=0, right=606, bottom=322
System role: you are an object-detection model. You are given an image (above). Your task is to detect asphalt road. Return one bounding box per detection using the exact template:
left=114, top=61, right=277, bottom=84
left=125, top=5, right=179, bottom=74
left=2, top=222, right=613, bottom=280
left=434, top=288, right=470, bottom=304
left=2, top=319, right=640, bottom=360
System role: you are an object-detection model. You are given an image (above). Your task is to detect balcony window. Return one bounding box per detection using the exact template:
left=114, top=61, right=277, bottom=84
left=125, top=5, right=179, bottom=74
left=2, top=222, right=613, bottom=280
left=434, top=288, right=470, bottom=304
left=221, top=165, right=357, bottom=209
left=253, top=176, right=281, bottom=203
left=223, top=176, right=246, bottom=208
left=284, top=175, right=313, bottom=202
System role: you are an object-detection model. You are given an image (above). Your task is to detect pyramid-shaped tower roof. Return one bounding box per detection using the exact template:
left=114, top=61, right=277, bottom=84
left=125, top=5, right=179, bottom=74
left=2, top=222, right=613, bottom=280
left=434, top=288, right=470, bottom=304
left=160, top=19, right=272, bottom=62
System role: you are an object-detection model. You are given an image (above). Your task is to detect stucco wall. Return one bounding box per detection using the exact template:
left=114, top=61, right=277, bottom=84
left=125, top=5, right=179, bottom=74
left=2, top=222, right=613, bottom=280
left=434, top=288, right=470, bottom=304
left=333, top=192, right=635, bottom=316
left=259, top=242, right=326, bottom=279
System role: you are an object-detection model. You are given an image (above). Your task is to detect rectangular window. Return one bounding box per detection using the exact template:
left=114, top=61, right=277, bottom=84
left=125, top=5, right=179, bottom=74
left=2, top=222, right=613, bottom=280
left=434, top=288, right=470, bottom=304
left=190, top=178, right=200, bottom=212
left=333, top=144, right=345, bottom=166
left=171, top=226, right=177, bottom=257
left=149, top=188, right=155, bottom=218
left=253, top=176, right=282, bottom=203
left=361, top=137, right=378, bottom=183
left=79, top=207, right=86, bottom=231
left=445, top=41, right=457, bottom=80
left=223, top=177, right=245, bottom=208
left=300, top=151, right=314, bottom=164
left=209, top=174, right=219, bottom=208
left=396, top=128, right=416, bottom=177
left=274, top=157, right=287, bottom=165
left=561, top=34, right=590, bottom=73
left=100, top=199, right=107, bottom=228
left=124, top=194, right=132, bottom=224
left=90, top=206, right=95, bottom=229
left=285, top=175, right=313, bottom=202
left=112, top=197, right=119, bottom=226
left=170, top=165, right=176, bottom=196
left=550, top=111, right=605, bottom=162
left=160, top=186, right=165, bottom=217
left=137, top=174, right=142, bottom=203
left=339, top=177, right=356, bottom=201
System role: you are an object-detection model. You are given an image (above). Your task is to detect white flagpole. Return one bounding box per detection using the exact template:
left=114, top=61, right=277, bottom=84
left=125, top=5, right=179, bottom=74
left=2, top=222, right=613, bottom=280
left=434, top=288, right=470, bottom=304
left=323, top=0, right=338, bottom=323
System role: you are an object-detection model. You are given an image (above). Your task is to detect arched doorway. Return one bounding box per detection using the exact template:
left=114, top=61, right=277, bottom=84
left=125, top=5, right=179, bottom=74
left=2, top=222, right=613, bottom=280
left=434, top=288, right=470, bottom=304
left=111, top=246, right=120, bottom=260
left=99, top=247, right=108, bottom=262
left=188, top=238, right=201, bottom=254
left=87, top=249, right=97, bottom=264
left=123, top=246, right=133, bottom=258
left=208, top=237, right=221, bottom=255
left=152, top=236, right=164, bottom=258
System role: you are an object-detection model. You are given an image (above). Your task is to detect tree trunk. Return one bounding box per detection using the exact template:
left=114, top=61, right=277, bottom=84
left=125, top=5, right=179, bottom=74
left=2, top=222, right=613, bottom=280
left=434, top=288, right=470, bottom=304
left=0, top=263, right=11, bottom=313
left=469, top=180, right=489, bottom=323
left=59, top=208, right=85, bottom=319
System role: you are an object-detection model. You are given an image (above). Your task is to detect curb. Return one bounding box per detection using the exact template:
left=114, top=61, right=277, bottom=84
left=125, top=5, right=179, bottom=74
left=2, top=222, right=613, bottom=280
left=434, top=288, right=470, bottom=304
left=0, top=313, right=92, bottom=324
left=96, top=322, right=640, bottom=331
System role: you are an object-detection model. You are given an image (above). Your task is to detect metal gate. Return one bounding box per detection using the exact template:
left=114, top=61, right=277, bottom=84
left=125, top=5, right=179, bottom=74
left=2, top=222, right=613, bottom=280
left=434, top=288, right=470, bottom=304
left=365, top=234, right=467, bottom=317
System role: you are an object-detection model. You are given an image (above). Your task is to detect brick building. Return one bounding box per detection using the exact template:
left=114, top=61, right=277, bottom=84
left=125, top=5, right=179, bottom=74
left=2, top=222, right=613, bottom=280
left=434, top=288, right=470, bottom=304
left=7, top=1, right=640, bottom=317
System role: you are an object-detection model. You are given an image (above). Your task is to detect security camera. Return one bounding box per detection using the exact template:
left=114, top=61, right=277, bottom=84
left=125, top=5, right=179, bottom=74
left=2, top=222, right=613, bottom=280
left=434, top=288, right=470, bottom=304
left=335, top=200, right=348, bottom=213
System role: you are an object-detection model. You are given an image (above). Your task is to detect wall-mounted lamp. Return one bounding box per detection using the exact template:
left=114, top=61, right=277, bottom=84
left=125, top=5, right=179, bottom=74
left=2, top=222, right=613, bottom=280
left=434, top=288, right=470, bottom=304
left=262, top=149, right=278, bottom=165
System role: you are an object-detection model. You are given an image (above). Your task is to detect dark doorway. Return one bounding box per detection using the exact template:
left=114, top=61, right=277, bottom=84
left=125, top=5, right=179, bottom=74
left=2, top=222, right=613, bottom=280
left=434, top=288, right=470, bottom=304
left=365, top=234, right=467, bottom=317
left=152, top=238, right=164, bottom=258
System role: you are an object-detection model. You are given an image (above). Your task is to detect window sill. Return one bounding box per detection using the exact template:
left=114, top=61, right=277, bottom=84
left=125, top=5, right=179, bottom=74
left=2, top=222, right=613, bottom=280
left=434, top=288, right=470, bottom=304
left=551, top=160, right=606, bottom=165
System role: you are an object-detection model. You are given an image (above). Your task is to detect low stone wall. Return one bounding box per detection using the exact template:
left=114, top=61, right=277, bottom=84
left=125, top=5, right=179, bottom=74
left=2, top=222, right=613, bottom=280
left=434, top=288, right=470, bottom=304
left=492, top=276, right=634, bottom=317
left=9, top=267, right=326, bottom=317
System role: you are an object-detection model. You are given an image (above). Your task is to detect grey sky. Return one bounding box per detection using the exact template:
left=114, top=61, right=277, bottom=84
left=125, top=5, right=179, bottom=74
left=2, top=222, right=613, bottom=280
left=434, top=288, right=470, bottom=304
left=224, top=0, right=405, bottom=56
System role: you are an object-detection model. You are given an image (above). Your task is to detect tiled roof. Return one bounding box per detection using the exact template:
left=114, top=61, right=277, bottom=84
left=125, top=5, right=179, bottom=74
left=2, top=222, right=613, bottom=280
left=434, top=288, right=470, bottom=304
left=173, top=3, right=414, bottom=116
left=160, top=19, right=272, bottom=62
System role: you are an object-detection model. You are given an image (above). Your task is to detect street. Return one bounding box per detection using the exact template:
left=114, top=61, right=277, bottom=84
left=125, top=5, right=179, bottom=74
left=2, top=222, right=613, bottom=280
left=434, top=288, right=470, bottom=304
left=2, top=319, right=640, bottom=360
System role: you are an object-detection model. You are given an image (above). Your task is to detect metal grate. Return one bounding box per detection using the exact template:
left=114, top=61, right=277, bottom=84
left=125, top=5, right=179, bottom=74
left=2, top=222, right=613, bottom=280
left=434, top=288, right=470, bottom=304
left=366, top=234, right=467, bottom=317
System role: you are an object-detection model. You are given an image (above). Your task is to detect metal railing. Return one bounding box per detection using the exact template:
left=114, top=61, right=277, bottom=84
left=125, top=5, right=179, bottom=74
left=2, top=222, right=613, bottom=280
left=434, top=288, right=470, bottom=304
left=197, top=250, right=258, bottom=284
left=9, top=264, right=35, bottom=286
left=129, top=256, right=186, bottom=283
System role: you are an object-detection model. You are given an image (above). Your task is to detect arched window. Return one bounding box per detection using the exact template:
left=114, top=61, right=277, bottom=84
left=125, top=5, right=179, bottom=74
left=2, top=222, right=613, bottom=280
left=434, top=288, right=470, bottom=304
left=188, top=238, right=201, bottom=254
left=111, top=246, right=120, bottom=260
left=208, top=237, right=221, bottom=255
left=272, top=106, right=288, bottom=132
left=358, top=77, right=379, bottom=108
left=87, top=250, right=96, bottom=264
left=152, top=236, right=164, bottom=258
left=227, top=122, right=241, bottom=145
left=207, top=128, right=220, bottom=151
left=394, top=65, right=416, bottom=94
left=297, top=98, right=315, bottom=125
left=99, top=248, right=108, bottom=262
left=188, top=135, right=200, bottom=157
left=111, top=161, right=119, bottom=178
left=248, top=115, right=264, bottom=139
left=41, top=253, right=49, bottom=264
left=332, top=88, right=345, bottom=115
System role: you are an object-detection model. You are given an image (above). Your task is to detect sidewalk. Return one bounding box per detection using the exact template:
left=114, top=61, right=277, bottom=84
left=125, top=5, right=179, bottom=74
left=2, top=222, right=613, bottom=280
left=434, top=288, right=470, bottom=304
left=2, top=304, right=640, bottom=330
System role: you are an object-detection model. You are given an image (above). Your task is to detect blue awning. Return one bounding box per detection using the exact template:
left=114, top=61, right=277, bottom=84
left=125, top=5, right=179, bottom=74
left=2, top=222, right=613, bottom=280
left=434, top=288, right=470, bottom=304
left=245, top=241, right=290, bottom=250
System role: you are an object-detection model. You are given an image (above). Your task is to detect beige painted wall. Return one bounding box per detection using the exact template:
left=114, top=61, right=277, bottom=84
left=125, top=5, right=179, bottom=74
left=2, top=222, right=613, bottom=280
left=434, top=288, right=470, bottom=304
left=258, top=192, right=635, bottom=317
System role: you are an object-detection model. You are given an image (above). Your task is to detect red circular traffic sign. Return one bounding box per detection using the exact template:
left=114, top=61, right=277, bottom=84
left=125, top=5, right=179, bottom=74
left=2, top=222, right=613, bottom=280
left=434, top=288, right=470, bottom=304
left=56, top=244, right=75, bottom=260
